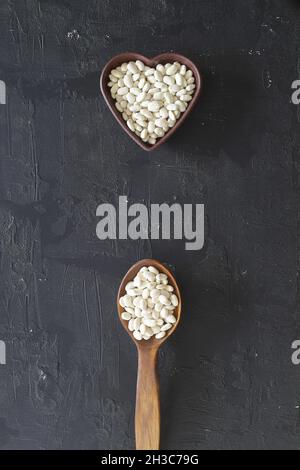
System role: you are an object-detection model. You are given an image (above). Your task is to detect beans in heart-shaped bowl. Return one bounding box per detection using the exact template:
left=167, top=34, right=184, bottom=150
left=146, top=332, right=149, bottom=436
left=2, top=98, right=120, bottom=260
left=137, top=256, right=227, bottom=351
left=100, top=53, right=202, bottom=151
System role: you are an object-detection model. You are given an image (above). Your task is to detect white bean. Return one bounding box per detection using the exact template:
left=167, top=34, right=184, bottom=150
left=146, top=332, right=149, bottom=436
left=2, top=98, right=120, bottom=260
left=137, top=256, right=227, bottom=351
left=146, top=271, right=156, bottom=282
left=138, top=78, right=146, bottom=89
left=163, top=76, right=174, bottom=86
left=140, top=323, right=146, bottom=335
left=126, top=93, right=136, bottom=104
left=133, top=330, right=142, bottom=341
left=125, top=307, right=135, bottom=314
left=159, top=107, right=169, bottom=118
left=124, top=295, right=133, bottom=306
left=133, top=278, right=142, bottom=288
left=127, top=289, right=136, bottom=296
left=164, top=92, right=172, bottom=104
left=141, top=109, right=153, bottom=120
left=161, top=323, right=172, bottom=332
left=133, top=296, right=142, bottom=307
left=175, top=73, right=184, bottom=86
left=139, top=299, right=147, bottom=310
left=155, top=331, right=166, bottom=339
left=142, top=310, right=152, bottom=318
left=111, top=83, right=119, bottom=95
left=160, top=308, right=168, bottom=319
left=148, top=101, right=160, bottom=112
left=108, top=60, right=195, bottom=146
left=180, top=95, right=192, bottom=102
left=135, top=92, right=145, bottom=104
left=124, top=75, right=133, bottom=88
left=127, top=119, right=135, bottom=132
left=169, top=111, right=176, bottom=122
left=166, top=315, right=176, bottom=324
left=175, top=100, right=186, bottom=112
left=186, top=84, right=195, bottom=91
left=142, top=288, right=150, bottom=299
left=166, top=64, right=178, bottom=75
left=117, top=87, right=129, bottom=96
left=144, top=319, right=157, bottom=328
left=121, top=311, right=131, bottom=321
left=165, top=305, right=175, bottom=311
left=154, top=71, right=163, bottom=82
left=141, top=129, right=148, bottom=141
left=143, top=334, right=152, bottom=340
left=180, top=64, right=186, bottom=75
left=156, top=284, right=165, bottom=290
left=170, top=84, right=181, bottom=93
left=135, top=307, right=142, bottom=317
left=148, top=121, right=155, bottom=133
left=153, top=92, right=164, bottom=101
left=150, top=288, right=160, bottom=299
left=128, top=62, right=138, bottom=74
left=159, top=295, right=171, bottom=305
left=136, top=60, right=145, bottom=71
left=155, top=118, right=168, bottom=128
left=167, top=103, right=177, bottom=111
left=130, top=87, right=141, bottom=96
left=143, top=82, right=150, bottom=93
left=156, top=64, right=165, bottom=73
left=152, top=325, right=161, bottom=334
left=155, top=128, right=164, bottom=137
left=128, top=319, right=135, bottom=331
left=152, top=310, right=160, bottom=320
left=111, top=69, right=123, bottom=79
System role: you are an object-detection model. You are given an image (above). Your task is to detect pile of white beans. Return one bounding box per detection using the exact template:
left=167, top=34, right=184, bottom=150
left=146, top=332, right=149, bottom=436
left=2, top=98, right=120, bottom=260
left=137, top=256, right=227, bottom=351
left=108, top=60, right=196, bottom=145
left=119, top=266, right=179, bottom=341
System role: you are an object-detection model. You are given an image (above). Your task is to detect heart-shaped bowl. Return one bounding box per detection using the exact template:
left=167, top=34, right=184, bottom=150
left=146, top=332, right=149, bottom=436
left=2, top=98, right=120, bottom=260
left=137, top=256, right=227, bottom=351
left=100, top=52, right=202, bottom=151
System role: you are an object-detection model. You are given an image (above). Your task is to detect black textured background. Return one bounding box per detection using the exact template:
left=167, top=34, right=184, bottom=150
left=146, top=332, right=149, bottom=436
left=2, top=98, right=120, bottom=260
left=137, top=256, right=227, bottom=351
left=0, top=0, right=300, bottom=450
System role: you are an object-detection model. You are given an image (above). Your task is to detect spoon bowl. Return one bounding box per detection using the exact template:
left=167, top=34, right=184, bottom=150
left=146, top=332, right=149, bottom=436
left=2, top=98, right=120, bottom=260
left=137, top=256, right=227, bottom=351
left=117, top=258, right=182, bottom=348
left=117, top=259, right=182, bottom=450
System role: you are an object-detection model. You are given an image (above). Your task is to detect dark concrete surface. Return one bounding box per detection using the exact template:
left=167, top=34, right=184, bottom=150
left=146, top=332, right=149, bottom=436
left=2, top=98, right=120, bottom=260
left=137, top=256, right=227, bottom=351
left=0, top=0, right=300, bottom=450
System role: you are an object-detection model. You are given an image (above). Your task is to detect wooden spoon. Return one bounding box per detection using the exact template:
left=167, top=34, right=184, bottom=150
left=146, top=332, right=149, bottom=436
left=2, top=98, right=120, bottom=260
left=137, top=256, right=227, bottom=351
left=117, top=259, right=182, bottom=450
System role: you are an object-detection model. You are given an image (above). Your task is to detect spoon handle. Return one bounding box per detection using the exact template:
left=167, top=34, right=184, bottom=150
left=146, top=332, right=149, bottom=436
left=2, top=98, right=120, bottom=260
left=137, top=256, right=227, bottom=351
left=135, top=347, right=160, bottom=450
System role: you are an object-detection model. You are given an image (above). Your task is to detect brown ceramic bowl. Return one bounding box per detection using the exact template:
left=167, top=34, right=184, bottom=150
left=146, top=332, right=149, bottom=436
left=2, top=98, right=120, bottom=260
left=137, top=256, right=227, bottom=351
left=100, top=52, right=202, bottom=151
